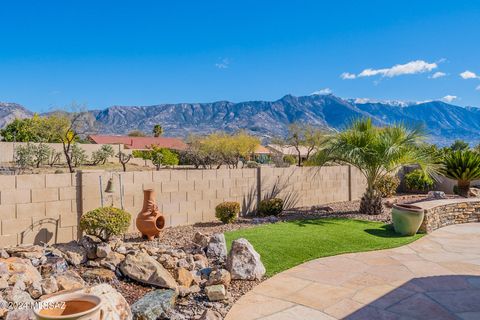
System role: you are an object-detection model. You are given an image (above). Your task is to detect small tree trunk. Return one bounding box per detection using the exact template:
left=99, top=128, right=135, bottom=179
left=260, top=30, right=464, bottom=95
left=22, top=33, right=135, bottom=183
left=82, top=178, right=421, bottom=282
left=457, top=180, right=470, bottom=198
left=359, top=188, right=383, bottom=215
left=297, top=151, right=302, bottom=166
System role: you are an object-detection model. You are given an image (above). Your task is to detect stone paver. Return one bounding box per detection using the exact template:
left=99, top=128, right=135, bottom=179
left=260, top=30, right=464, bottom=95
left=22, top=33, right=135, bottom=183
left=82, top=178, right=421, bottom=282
left=226, top=223, right=480, bottom=320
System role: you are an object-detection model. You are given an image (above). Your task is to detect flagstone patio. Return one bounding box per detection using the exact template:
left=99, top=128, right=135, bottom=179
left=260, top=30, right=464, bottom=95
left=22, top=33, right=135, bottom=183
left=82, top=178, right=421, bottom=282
left=226, top=223, right=480, bottom=320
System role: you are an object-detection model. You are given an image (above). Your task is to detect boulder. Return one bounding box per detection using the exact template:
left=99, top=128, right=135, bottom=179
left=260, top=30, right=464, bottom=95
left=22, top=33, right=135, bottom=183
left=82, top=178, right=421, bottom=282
left=40, top=276, right=58, bottom=295
left=193, top=254, right=209, bottom=269
left=193, top=232, right=210, bottom=248
left=206, top=269, right=231, bottom=287
left=226, top=238, right=265, bottom=280
left=80, top=284, right=132, bottom=320
left=27, top=280, right=43, bottom=299
left=176, top=267, right=194, bottom=287
left=0, top=249, right=9, bottom=259
left=98, top=252, right=125, bottom=271
left=79, top=235, right=99, bottom=260
left=82, top=268, right=116, bottom=282
left=206, top=234, right=227, bottom=261
left=96, top=242, right=111, bottom=258
left=0, top=278, right=8, bottom=289
left=39, top=256, right=68, bottom=276
left=427, top=191, right=447, bottom=199
left=5, top=310, right=35, bottom=320
left=0, top=257, right=42, bottom=285
left=469, top=188, right=480, bottom=197
left=131, top=289, right=177, bottom=320
left=204, top=284, right=227, bottom=301
left=55, top=270, right=85, bottom=291
left=54, top=241, right=87, bottom=266
left=158, top=254, right=177, bottom=269
left=200, top=309, right=223, bottom=320
left=6, top=245, right=44, bottom=260
left=120, top=252, right=177, bottom=289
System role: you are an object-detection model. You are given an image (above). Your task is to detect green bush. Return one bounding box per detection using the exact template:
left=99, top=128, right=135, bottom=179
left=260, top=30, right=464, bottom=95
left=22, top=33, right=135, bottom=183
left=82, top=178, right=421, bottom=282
left=404, top=169, right=434, bottom=192
left=283, top=155, right=296, bottom=165
left=258, top=198, right=284, bottom=216
left=91, top=145, right=115, bottom=165
left=215, top=202, right=240, bottom=224
left=374, top=175, right=399, bottom=197
left=245, top=161, right=259, bottom=168
left=80, top=207, right=131, bottom=241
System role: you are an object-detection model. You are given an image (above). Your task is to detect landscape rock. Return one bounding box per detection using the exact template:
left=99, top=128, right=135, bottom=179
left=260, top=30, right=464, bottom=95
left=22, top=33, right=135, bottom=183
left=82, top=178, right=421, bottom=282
left=82, top=268, right=116, bottom=282
left=206, top=234, right=227, bottom=261
left=39, top=256, right=68, bottom=276
left=80, top=284, right=132, bottom=320
left=158, top=254, right=177, bottom=269
left=98, top=252, right=125, bottom=271
left=131, top=289, right=177, bottom=320
left=55, top=270, right=85, bottom=291
left=206, top=269, right=231, bottom=287
left=193, top=232, right=210, bottom=248
left=5, top=309, right=35, bottom=320
left=120, top=252, right=177, bottom=289
left=0, top=257, right=42, bottom=285
left=54, top=241, right=87, bottom=266
left=27, top=280, right=42, bottom=299
left=469, top=188, right=480, bottom=197
left=427, top=191, right=447, bottom=199
left=226, top=238, right=265, bottom=280
left=200, top=309, right=223, bottom=320
left=177, top=258, right=193, bottom=270
left=176, top=267, right=194, bottom=287
left=200, top=267, right=213, bottom=280
left=4, top=287, right=34, bottom=305
left=40, top=276, right=58, bottom=295
left=0, top=249, right=9, bottom=259
left=0, top=277, right=8, bottom=289
left=204, top=284, right=227, bottom=301
left=193, top=254, right=209, bottom=269
left=96, top=242, right=111, bottom=258
left=6, top=245, right=44, bottom=260
left=79, top=235, right=98, bottom=259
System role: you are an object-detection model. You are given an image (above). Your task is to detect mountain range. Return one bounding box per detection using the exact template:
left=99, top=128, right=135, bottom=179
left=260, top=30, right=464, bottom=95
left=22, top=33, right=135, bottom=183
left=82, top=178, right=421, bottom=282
left=1, top=95, right=480, bottom=146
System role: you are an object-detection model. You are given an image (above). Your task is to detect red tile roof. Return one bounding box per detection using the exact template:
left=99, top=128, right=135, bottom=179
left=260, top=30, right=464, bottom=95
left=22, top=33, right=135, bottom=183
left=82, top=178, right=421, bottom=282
left=88, top=135, right=187, bottom=151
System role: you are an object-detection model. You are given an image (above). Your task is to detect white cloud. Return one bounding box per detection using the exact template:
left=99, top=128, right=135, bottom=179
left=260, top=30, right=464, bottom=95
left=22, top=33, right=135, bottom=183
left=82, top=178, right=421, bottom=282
left=460, top=70, right=479, bottom=79
left=311, top=88, right=332, bottom=95
left=476, top=85, right=480, bottom=91
left=341, top=60, right=438, bottom=80
left=442, top=95, right=458, bottom=103
left=430, top=72, right=446, bottom=79
left=340, top=72, right=356, bottom=80
left=215, top=58, right=230, bottom=69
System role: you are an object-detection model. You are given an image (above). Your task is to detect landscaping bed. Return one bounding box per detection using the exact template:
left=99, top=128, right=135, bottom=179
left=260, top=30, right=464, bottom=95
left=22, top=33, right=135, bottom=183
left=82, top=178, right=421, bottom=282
left=0, top=195, right=429, bottom=319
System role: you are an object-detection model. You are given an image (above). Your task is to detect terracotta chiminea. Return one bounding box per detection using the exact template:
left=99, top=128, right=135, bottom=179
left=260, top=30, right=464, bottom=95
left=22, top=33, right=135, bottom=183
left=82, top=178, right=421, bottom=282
left=136, top=189, right=165, bottom=240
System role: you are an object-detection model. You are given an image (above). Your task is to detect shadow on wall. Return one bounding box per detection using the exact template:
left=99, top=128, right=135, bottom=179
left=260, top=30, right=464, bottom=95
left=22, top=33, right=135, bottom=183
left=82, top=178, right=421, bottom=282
left=345, top=275, right=480, bottom=319
left=20, top=218, right=59, bottom=245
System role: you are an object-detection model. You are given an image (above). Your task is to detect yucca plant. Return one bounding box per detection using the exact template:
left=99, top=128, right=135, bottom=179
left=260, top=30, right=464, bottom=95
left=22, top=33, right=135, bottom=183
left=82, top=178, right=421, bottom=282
left=327, top=118, right=436, bottom=215
left=442, top=150, right=480, bottom=197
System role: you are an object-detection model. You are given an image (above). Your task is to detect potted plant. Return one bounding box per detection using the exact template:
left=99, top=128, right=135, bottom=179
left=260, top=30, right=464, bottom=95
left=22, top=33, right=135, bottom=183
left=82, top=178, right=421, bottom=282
left=392, top=203, right=425, bottom=236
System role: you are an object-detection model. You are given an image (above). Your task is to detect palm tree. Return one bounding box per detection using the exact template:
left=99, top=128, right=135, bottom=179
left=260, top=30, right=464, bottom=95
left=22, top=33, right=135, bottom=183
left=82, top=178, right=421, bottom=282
left=442, top=150, right=480, bottom=197
left=327, top=118, right=435, bottom=215
left=153, top=124, right=163, bottom=137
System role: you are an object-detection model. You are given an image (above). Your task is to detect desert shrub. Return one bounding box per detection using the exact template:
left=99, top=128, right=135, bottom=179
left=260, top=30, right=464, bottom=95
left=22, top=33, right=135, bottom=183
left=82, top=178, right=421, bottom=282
left=258, top=198, right=284, bottom=216
left=14, top=143, right=35, bottom=170
left=283, top=155, right=296, bottom=165
left=71, top=144, right=87, bottom=167
left=405, top=169, right=434, bottom=192
left=245, top=161, right=259, bottom=168
left=33, top=143, right=52, bottom=168
left=79, top=207, right=131, bottom=241
left=54, top=169, right=64, bottom=174
left=215, top=202, right=240, bottom=224
left=91, top=145, right=115, bottom=165
left=375, top=175, right=400, bottom=197
left=150, top=146, right=179, bottom=170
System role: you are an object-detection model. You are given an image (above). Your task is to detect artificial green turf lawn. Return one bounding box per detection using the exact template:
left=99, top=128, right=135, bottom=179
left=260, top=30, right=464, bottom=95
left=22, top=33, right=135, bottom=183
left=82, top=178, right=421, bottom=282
left=224, top=218, right=423, bottom=276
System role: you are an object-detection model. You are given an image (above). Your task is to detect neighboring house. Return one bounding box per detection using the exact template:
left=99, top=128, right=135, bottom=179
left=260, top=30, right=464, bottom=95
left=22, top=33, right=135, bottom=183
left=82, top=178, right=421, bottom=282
left=252, top=145, right=272, bottom=163
left=87, top=135, right=187, bottom=151
left=266, top=144, right=311, bottom=157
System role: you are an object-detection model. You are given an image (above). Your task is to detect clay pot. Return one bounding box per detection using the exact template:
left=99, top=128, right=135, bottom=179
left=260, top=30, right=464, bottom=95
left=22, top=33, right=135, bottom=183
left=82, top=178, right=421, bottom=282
left=34, top=293, right=102, bottom=320
left=392, top=203, right=424, bottom=236
left=136, top=189, right=165, bottom=240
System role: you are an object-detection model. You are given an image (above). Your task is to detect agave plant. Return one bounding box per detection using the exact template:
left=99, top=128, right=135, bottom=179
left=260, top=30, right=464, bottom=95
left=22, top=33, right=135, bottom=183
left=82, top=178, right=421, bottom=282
left=441, top=150, right=480, bottom=197
left=326, top=118, right=436, bottom=215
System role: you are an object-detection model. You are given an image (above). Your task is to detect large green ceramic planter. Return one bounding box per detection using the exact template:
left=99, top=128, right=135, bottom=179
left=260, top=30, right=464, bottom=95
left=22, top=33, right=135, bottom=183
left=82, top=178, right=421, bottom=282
left=392, top=204, right=425, bottom=236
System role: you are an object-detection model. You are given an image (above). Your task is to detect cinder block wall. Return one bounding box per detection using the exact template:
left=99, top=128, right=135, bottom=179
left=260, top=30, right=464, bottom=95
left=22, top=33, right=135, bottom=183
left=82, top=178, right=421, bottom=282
left=0, top=166, right=366, bottom=247
left=0, top=173, right=81, bottom=247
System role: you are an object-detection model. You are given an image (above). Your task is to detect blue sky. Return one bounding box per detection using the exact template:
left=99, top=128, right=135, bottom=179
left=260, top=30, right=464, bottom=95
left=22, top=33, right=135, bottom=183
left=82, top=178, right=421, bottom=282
left=1, top=1, right=480, bottom=112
